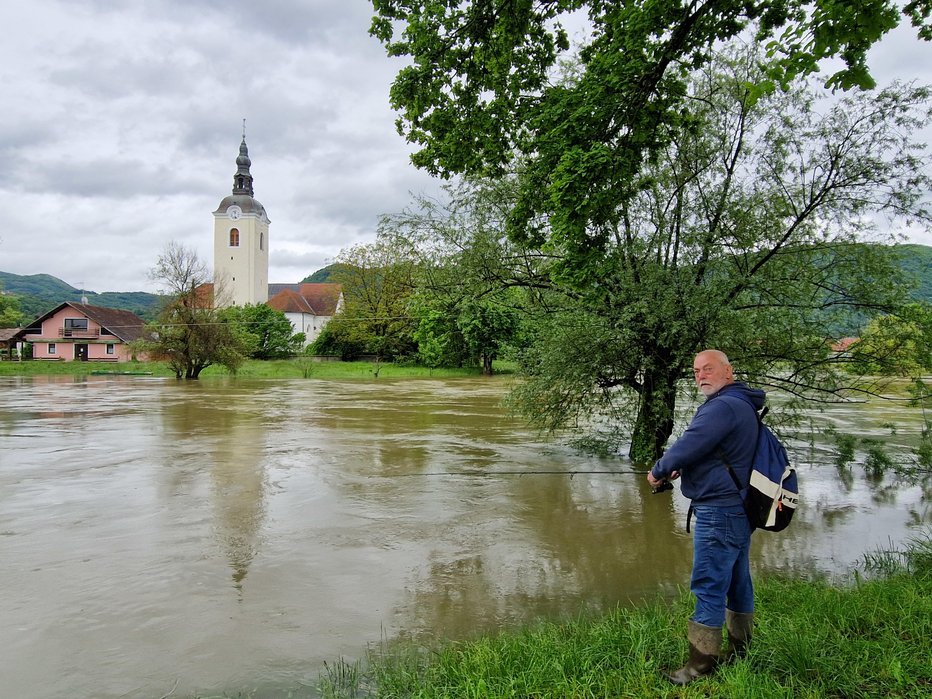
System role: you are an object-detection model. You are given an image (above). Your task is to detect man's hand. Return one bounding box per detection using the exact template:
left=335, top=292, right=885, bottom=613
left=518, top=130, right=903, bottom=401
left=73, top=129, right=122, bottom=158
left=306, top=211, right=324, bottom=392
left=647, top=470, right=680, bottom=488
left=648, top=470, right=680, bottom=495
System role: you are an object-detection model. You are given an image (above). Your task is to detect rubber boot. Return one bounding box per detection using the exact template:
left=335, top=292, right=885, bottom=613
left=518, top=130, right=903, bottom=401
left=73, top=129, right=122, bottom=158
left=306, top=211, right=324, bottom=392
left=667, top=620, right=722, bottom=685
left=725, top=610, right=753, bottom=661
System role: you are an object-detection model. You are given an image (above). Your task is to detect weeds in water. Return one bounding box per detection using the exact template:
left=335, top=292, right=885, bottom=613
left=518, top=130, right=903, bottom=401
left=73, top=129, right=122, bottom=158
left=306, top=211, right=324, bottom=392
left=567, top=431, right=624, bottom=457
left=910, top=378, right=932, bottom=469
left=319, top=658, right=366, bottom=698
left=833, top=432, right=857, bottom=468
left=917, top=425, right=932, bottom=468
left=862, top=438, right=898, bottom=479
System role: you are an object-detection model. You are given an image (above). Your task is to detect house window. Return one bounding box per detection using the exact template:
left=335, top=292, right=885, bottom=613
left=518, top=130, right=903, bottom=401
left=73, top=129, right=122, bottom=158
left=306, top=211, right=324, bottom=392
left=64, top=318, right=88, bottom=331
left=230, top=228, right=240, bottom=246
left=48, top=343, right=56, bottom=354
left=106, top=344, right=115, bottom=355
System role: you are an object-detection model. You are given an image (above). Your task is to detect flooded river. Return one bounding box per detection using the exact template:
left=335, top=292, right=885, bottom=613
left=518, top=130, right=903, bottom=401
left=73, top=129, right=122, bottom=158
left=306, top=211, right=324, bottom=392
left=0, top=375, right=928, bottom=698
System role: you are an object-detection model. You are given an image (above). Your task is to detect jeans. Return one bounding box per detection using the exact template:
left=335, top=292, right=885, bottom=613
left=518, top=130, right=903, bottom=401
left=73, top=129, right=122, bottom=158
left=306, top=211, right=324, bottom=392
left=690, top=504, right=754, bottom=627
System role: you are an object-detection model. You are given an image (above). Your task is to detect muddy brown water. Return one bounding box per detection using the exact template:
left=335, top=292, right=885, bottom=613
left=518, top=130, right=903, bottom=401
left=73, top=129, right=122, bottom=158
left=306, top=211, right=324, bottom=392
left=0, top=375, right=928, bottom=698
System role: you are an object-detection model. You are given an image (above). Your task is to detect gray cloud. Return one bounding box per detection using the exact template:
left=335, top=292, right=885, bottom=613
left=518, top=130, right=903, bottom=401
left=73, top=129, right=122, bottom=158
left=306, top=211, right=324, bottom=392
left=1, top=1, right=930, bottom=296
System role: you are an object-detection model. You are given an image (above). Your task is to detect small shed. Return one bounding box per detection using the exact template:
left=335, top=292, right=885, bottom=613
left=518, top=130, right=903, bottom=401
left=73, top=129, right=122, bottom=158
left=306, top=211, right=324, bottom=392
left=0, top=327, right=22, bottom=360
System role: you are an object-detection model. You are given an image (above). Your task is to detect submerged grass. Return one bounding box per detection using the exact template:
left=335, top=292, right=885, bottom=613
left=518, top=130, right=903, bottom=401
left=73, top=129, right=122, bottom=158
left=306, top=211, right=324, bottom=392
left=0, top=358, right=509, bottom=380
left=315, top=534, right=932, bottom=699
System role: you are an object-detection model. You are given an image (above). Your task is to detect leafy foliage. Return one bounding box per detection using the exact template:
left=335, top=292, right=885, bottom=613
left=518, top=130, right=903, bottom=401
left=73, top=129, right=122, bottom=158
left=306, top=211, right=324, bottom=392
left=321, top=240, right=419, bottom=361
left=137, top=242, right=251, bottom=379
left=845, top=303, right=932, bottom=375
left=0, top=294, right=24, bottom=328
left=371, top=0, right=932, bottom=258
left=220, top=303, right=304, bottom=359
left=381, top=178, right=544, bottom=374
left=381, top=45, right=932, bottom=462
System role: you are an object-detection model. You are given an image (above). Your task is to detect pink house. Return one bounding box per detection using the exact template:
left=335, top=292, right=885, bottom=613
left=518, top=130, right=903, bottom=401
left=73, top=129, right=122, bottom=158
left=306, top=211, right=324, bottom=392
left=20, top=302, right=149, bottom=362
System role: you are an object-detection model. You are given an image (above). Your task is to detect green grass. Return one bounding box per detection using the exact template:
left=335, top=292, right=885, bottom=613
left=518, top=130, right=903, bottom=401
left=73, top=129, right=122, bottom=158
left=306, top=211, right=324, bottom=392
left=314, top=533, right=932, bottom=699
left=0, top=358, right=514, bottom=380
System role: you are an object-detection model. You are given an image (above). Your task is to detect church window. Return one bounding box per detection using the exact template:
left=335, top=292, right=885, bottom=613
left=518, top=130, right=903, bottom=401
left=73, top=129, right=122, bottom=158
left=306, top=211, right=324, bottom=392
left=230, top=228, right=240, bottom=246
left=259, top=232, right=264, bottom=250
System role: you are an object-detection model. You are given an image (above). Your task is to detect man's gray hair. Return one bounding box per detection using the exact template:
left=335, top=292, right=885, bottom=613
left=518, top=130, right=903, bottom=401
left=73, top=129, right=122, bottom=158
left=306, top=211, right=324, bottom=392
left=697, top=349, right=731, bottom=366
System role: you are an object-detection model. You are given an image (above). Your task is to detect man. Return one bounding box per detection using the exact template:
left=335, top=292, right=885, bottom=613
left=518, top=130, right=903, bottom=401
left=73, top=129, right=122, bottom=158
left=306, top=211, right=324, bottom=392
left=647, top=349, right=764, bottom=684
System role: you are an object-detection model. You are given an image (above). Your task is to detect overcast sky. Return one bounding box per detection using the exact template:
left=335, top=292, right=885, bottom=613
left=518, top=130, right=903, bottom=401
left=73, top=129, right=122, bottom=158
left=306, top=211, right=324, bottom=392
left=1, top=1, right=931, bottom=294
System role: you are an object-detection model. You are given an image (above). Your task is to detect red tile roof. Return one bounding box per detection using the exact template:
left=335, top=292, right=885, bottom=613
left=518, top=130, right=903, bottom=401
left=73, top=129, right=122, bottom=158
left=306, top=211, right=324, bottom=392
left=267, top=288, right=316, bottom=314
left=267, top=283, right=341, bottom=315
left=831, top=337, right=859, bottom=352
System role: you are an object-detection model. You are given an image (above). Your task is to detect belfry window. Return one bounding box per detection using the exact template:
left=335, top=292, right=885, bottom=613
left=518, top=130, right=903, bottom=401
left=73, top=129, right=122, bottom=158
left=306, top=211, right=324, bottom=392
left=259, top=232, right=264, bottom=251
left=230, top=228, right=240, bottom=247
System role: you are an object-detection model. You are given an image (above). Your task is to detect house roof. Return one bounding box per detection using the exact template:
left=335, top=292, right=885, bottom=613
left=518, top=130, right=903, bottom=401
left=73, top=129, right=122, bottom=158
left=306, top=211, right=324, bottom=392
left=21, top=302, right=148, bottom=343
left=0, top=327, right=22, bottom=343
left=267, top=288, right=316, bottom=314
left=267, top=283, right=300, bottom=297
left=267, top=283, right=342, bottom=316
left=299, top=283, right=342, bottom=315
left=831, top=337, right=859, bottom=352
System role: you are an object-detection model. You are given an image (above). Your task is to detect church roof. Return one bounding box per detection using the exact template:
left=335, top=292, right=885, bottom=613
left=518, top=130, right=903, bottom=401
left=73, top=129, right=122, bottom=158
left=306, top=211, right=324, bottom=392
left=267, top=283, right=342, bottom=316
left=266, top=289, right=316, bottom=314
left=298, top=283, right=342, bottom=315
left=213, top=194, right=267, bottom=218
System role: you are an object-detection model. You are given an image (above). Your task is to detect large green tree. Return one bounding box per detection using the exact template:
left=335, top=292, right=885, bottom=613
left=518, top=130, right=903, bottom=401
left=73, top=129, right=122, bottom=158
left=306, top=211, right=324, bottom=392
left=385, top=179, right=546, bottom=373
left=384, top=47, right=932, bottom=462
left=0, top=294, right=24, bottom=328
left=142, top=242, right=251, bottom=379
left=319, top=239, right=420, bottom=362
left=527, top=58, right=931, bottom=462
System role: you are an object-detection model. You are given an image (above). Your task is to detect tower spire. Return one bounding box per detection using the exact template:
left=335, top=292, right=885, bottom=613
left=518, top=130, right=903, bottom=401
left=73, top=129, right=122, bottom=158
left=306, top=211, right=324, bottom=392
left=232, top=128, right=254, bottom=197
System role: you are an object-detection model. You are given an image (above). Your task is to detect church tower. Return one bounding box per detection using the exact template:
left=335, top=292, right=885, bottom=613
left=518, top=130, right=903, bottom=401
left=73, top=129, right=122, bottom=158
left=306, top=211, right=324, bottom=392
left=213, top=136, right=269, bottom=306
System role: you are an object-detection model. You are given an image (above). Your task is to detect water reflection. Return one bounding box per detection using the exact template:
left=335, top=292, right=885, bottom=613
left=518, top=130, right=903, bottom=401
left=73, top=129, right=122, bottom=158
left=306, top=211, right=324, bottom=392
left=0, top=375, right=928, bottom=699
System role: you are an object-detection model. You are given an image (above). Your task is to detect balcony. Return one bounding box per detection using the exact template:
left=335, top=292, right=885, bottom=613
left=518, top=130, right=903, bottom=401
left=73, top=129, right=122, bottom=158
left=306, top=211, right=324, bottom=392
left=59, top=328, right=101, bottom=338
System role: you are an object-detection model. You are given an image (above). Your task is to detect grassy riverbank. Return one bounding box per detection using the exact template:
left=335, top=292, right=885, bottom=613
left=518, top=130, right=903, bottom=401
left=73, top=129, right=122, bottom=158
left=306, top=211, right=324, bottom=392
left=310, top=535, right=932, bottom=699
left=0, top=358, right=512, bottom=380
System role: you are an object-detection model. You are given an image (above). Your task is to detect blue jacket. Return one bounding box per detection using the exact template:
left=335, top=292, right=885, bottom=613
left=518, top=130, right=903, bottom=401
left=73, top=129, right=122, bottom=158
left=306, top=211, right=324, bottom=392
left=650, top=382, right=765, bottom=506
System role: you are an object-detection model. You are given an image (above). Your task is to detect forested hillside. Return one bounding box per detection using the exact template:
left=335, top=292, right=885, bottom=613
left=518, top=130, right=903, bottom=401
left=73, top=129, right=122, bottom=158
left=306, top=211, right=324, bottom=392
left=0, top=272, right=163, bottom=322
left=897, top=244, right=932, bottom=302
left=301, top=263, right=350, bottom=283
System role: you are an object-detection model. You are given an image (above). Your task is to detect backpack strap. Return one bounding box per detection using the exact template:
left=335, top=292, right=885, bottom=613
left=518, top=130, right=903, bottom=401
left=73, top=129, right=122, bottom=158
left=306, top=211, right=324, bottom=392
left=721, top=453, right=745, bottom=491
left=716, top=392, right=764, bottom=494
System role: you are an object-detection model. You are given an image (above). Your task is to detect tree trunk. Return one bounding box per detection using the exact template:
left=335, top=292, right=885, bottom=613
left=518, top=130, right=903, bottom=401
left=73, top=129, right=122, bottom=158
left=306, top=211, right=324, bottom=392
left=482, top=353, right=493, bottom=375
left=627, top=362, right=679, bottom=466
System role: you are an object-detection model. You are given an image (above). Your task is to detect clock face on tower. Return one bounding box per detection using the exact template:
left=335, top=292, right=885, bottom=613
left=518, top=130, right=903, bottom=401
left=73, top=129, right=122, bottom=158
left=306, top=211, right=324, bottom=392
left=227, top=205, right=242, bottom=220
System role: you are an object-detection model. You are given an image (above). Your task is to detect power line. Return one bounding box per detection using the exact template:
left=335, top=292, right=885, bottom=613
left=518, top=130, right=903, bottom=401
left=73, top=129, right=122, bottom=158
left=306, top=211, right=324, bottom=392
left=380, top=469, right=652, bottom=477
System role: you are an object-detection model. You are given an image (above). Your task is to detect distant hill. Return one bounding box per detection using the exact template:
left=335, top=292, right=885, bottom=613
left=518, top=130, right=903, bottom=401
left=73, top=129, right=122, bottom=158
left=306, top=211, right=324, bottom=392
left=896, top=244, right=932, bottom=303
left=301, top=263, right=352, bottom=283
left=0, top=272, right=164, bottom=322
